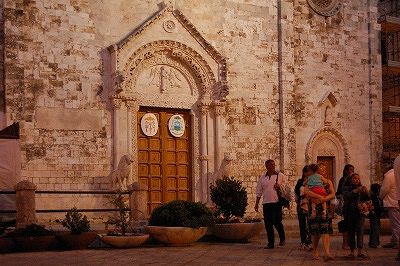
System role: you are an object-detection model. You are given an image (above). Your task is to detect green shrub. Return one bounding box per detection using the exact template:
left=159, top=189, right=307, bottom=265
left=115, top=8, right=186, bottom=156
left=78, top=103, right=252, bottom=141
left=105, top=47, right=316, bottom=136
left=210, top=176, right=248, bottom=221
left=5, top=224, right=54, bottom=237
left=57, top=207, right=90, bottom=235
left=149, top=200, right=215, bottom=228
left=106, top=192, right=130, bottom=236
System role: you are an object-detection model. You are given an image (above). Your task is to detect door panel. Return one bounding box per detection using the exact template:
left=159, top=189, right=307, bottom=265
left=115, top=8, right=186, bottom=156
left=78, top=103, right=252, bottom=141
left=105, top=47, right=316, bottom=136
left=317, top=156, right=335, bottom=184
left=138, top=107, right=192, bottom=214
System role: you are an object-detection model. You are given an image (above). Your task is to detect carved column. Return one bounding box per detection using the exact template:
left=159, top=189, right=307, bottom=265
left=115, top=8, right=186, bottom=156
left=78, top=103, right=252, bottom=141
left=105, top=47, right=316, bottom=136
left=199, top=102, right=209, bottom=203
left=213, top=101, right=225, bottom=172
left=14, top=180, right=37, bottom=228
left=112, top=97, right=123, bottom=169
left=126, top=98, right=139, bottom=184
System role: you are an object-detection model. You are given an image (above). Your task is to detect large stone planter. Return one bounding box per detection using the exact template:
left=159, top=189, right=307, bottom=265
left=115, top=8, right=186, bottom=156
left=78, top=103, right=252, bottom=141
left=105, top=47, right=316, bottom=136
left=146, top=226, right=207, bottom=246
left=211, top=222, right=264, bottom=242
left=100, top=234, right=149, bottom=248
left=57, top=231, right=98, bottom=250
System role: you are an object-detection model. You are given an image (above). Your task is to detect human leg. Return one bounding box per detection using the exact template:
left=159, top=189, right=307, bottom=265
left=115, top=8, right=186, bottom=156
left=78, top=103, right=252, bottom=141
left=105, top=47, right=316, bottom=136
left=263, top=203, right=275, bottom=247
left=297, top=205, right=307, bottom=245
left=272, top=203, right=285, bottom=245
left=347, top=216, right=356, bottom=255
left=369, top=216, right=380, bottom=247
left=311, top=235, right=320, bottom=259
left=321, top=233, right=333, bottom=258
left=356, top=217, right=365, bottom=256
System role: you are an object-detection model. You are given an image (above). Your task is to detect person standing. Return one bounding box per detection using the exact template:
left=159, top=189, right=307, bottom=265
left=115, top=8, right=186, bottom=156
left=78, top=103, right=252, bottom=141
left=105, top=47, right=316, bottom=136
left=379, top=166, right=400, bottom=249
left=369, top=183, right=382, bottom=248
left=394, top=154, right=400, bottom=261
left=343, top=173, right=370, bottom=259
left=304, top=169, right=335, bottom=261
left=255, top=159, right=287, bottom=249
left=295, top=165, right=312, bottom=250
left=336, top=164, right=355, bottom=249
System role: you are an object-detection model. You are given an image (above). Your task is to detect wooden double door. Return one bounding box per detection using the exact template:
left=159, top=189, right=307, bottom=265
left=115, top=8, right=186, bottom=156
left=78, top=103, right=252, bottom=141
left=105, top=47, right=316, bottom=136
left=137, top=107, right=192, bottom=214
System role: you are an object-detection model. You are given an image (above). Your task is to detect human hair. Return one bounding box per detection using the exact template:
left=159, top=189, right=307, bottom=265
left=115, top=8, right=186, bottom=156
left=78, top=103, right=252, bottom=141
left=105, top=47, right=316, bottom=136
left=308, top=164, right=319, bottom=174
left=370, top=183, right=380, bottom=194
left=302, top=165, right=309, bottom=179
left=265, top=159, right=274, bottom=168
left=342, top=164, right=354, bottom=178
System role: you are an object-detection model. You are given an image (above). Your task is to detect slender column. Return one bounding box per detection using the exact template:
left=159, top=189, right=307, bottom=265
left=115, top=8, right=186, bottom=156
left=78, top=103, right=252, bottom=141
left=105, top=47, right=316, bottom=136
left=126, top=99, right=139, bottom=184
left=213, top=101, right=225, bottom=172
left=199, top=102, right=209, bottom=203
left=112, top=97, right=123, bottom=169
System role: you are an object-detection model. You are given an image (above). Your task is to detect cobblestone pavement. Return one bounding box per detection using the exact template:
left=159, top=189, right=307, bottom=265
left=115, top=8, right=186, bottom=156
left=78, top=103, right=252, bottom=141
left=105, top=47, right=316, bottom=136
left=1, top=235, right=399, bottom=266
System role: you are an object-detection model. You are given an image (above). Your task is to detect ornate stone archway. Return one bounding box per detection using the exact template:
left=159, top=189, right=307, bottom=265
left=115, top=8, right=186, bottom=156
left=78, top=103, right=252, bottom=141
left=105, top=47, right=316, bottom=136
left=106, top=4, right=228, bottom=202
left=305, top=127, right=349, bottom=186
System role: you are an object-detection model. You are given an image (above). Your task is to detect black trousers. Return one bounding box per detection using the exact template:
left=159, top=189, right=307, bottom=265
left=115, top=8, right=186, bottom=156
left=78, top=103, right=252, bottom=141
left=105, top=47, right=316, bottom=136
left=347, top=215, right=365, bottom=250
left=297, top=205, right=311, bottom=245
left=369, top=216, right=380, bottom=247
left=263, top=202, right=285, bottom=246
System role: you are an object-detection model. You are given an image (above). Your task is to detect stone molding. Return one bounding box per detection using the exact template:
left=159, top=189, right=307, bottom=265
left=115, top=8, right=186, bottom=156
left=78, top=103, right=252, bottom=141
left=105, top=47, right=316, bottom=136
left=305, top=126, right=350, bottom=164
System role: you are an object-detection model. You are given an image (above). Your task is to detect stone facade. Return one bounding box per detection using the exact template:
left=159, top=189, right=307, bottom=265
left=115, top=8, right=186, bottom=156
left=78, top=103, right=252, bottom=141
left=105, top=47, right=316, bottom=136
left=0, top=0, right=382, bottom=218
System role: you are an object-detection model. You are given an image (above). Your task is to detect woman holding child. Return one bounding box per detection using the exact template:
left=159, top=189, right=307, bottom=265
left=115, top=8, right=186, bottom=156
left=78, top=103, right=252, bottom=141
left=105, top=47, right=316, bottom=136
left=304, top=164, right=335, bottom=261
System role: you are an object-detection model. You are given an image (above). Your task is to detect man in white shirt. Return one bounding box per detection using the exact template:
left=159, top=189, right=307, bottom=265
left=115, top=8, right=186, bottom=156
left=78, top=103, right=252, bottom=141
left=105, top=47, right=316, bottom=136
left=380, top=166, right=400, bottom=249
left=394, top=154, right=400, bottom=261
left=255, top=159, right=287, bottom=249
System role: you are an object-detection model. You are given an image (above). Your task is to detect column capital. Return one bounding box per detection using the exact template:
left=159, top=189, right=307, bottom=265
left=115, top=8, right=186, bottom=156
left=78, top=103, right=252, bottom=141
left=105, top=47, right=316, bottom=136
left=199, top=100, right=210, bottom=115
left=125, top=98, right=139, bottom=111
left=111, top=97, right=123, bottom=109
left=213, top=101, right=225, bottom=116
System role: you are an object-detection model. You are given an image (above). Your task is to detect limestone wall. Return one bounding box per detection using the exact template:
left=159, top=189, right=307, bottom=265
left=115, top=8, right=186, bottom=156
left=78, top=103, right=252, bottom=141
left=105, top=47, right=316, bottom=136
left=1, top=0, right=382, bottom=217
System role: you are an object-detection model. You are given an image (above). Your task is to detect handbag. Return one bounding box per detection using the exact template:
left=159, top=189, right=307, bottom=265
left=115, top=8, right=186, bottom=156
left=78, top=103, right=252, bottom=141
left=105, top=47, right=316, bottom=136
left=334, top=196, right=344, bottom=216
left=275, top=172, right=290, bottom=208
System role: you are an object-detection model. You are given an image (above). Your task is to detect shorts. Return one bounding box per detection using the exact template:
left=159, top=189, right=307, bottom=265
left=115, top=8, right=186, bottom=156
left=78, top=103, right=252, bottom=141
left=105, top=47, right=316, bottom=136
left=310, top=186, right=328, bottom=196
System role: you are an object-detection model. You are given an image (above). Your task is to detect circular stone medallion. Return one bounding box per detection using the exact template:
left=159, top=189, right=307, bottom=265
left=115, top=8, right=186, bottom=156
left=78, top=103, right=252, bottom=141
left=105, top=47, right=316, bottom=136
left=163, top=20, right=176, bottom=33
left=141, top=113, right=158, bottom=137
left=307, top=0, right=342, bottom=17
left=168, top=115, right=185, bottom=137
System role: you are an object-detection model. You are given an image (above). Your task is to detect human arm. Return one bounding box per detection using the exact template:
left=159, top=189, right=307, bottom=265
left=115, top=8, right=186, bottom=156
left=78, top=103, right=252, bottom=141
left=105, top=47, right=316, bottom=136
left=335, top=177, right=344, bottom=196
left=255, top=197, right=261, bottom=212
left=323, top=178, right=335, bottom=201
left=394, top=156, right=400, bottom=203
left=255, top=177, right=263, bottom=212
left=379, top=173, right=391, bottom=200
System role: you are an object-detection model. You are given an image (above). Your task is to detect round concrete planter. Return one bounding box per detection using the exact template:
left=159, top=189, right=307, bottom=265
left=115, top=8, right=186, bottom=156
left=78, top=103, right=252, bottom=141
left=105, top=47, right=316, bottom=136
left=100, top=234, right=149, bottom=248
left=211, top=222, right=264, bottom=242
left=146, top=226, right=207, bottom=246
left=57, top=231, right=98, bottom=250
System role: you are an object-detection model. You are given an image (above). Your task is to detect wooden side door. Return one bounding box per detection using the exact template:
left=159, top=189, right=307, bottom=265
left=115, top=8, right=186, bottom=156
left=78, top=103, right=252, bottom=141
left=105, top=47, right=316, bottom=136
left=317, top=156, right=335, bottom=184
left=137, top=107, right=191, bottom=214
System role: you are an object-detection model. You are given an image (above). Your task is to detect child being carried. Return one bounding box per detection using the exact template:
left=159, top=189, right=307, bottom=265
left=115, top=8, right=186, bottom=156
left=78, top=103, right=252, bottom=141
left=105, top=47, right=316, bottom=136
left=307, top=164, right=328, bottom=219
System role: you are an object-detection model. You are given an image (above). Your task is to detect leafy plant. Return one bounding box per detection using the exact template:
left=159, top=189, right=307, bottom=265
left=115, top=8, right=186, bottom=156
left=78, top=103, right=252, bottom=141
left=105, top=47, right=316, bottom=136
left=210, top=176, right=248, bottom=222
left=107, top=191, right=130, bottom=236
left=149, top=200, right=215, bottom=228
left=5, top=224, right=54, bottom=237
left=56, top=207, right=90, bottom=235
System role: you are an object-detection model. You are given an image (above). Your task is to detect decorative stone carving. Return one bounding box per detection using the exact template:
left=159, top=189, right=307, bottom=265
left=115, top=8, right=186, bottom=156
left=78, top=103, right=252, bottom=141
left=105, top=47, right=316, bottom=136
left=148, top=65, right=183, bottom=93
left=111, top=97, right=123, bottom=109
left=214, top=101, right=225, bottom=116
left=14, top=180, right=37, bottom=228
left=110, top=154, right=134, bottom=191
left=163, top=20, right=176, bottom=33
left=307, top=0, right=342, bottom=17
left=319, top=92, right=338, bottom=126
left=305, top=127, right=349, bottom=163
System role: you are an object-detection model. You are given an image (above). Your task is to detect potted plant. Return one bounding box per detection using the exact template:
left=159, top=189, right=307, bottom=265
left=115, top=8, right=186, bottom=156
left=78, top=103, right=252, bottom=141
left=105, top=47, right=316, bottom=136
left=146, top=200, right=215, bottom=246
left=56, top=207, right=98, bottom=250
left=99, top=191, right=149, bottom=248
left=210, top=176, right=264, bottom=242
left=0, top=219, right=16, bottom=253
left=5, top=224, right=56, bottom=252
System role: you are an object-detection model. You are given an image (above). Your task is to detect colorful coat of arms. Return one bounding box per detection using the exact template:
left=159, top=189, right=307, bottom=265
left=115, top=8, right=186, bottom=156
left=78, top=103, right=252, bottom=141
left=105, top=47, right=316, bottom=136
left=168, top=115, right=185, bottom=137
left=140, top=113, right=158, bottom=136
